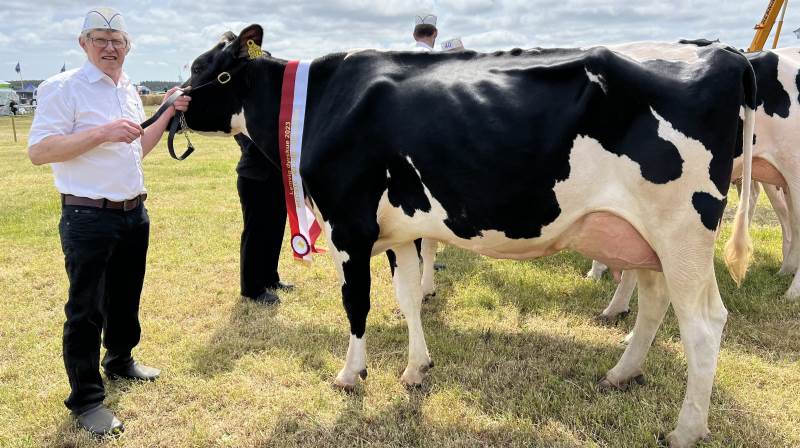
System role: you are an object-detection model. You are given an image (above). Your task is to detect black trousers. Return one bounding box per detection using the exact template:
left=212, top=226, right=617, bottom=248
left=59, top=203, right=149, bottom=413
left=237, top=175, right=287, bottom=298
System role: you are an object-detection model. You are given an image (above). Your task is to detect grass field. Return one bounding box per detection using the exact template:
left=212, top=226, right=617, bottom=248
left=0, top=109, right=798, bottom=448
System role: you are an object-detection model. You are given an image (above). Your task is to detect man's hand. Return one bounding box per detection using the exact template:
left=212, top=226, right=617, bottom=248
left=139, top=87, right=191, bottom=157
left=163, top=86, right=191, bottom=114
left=102, top=119, right=144, bottom=144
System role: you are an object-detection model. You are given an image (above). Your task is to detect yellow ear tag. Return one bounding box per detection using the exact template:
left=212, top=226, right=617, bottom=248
left=247, top=39, right=262, bottom=60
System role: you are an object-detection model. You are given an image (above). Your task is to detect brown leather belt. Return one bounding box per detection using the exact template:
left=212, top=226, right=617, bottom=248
left=62, top=193, right=147, bottom=212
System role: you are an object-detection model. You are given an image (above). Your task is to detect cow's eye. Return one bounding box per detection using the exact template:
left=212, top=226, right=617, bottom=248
left=192, top=66, right=201, bottom=75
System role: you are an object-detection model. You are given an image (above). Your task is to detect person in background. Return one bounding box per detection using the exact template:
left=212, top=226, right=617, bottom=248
left=409, top=13, right=446, bottom=296
left=26, top=7, right=190, bottom=436
left=412, top=14, right=438, bottom=52
left=235, top=133, right=294, bottom=304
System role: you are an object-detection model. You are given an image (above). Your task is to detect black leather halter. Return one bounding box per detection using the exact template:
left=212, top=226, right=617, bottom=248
left=139, top=68, right=240, bottom=161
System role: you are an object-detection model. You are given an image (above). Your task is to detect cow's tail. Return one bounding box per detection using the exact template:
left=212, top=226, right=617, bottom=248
left=724, top=63, right=756, bottom=287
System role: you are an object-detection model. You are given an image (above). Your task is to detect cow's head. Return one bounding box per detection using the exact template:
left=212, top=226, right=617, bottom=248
left=180, top=24, right=264, bottom=134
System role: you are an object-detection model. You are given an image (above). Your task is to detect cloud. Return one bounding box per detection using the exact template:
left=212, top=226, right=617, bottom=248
left=1, top=0, right=799, bottom=80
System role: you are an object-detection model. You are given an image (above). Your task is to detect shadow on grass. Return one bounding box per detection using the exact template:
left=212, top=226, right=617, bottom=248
left=183, top=285, right=793, bottom=446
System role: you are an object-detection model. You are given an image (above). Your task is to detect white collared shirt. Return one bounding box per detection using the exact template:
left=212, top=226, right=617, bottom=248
left=412, top=41, right=434, bottom=52
left=28, top=61, right=146, bottom=201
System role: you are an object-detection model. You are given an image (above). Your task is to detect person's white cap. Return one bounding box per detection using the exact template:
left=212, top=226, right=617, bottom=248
left=441, top=37, right=464, bottom=52
left=414, top=14, right=437, bottom=27
left=82, top=7, right=127, bottom=34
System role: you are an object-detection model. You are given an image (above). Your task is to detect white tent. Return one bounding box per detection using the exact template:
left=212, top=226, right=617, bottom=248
left=0, top=80, right=20, bottom=115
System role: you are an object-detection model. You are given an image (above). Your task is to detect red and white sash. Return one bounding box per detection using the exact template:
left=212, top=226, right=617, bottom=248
left=278, top=60, right=323, bottom=261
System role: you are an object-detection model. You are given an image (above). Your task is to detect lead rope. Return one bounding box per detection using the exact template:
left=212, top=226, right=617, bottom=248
left=140, top=89, right=194, bottom=160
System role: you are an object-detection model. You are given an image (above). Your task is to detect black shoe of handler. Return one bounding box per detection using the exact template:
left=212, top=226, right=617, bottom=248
left=74, top=404, right=124, bottom=437
left=268, top=281, right=295, bottom=291
left=104, top=361, right=161, bottom=381
left=251, top=289, right=281, bottom=305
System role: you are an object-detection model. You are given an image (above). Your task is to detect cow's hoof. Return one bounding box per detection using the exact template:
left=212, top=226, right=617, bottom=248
left=332, top=378, right=356, bottom=393
left=595, top=310, right=629, bottom=325
left=660, top=428, right=710, bottom=448
left=784, top=289, right=800, bottom=302
left=333, top=368, right=364, bottom=392
left=423, top=292, right=436, bottom=302
left=400, top=361, right=433, bottom=387
left=598, top=372, right=645, bottom=392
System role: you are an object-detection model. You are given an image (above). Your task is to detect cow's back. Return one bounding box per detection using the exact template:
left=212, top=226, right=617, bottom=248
left=301, top=43, right=753, bottom=255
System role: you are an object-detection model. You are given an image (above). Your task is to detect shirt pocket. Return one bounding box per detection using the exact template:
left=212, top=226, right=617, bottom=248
left=124, top=92, right=145, bottom=123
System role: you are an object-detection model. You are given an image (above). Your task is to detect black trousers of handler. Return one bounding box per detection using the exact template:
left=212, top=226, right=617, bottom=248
left=237, top=174, right=287, bottom=298
left=59, top=203, right=149, bottom=413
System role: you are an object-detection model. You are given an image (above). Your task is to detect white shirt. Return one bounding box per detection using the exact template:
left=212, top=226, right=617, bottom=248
left=412, top=41, right=434, bottom=52
left=28, top=61, right=146, bottom=201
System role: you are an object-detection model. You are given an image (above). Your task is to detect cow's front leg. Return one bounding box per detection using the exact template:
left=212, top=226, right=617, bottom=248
left=392, top=242, right=433, bottom=387
left=332, top=245, right=373, bottom=391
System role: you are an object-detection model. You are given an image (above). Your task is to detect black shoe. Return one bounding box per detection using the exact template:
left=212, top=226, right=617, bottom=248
left=104, top=361, right=161, bottom=381
left=252, top=289, right=281, bottom=305
left=74, top=404, right=124, bottom=437
left=268, top=281, right=295, bottom=291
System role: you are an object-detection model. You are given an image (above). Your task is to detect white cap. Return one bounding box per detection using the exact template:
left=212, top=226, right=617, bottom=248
left=414, top=14, right=437, bottom=27
left=441, top=37, right=464, bottom=52
left=82, top=7, right=127, bottom=34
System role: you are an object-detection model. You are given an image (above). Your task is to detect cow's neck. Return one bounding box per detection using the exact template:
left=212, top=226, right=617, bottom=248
left=238, top=57, right=287, bottom=170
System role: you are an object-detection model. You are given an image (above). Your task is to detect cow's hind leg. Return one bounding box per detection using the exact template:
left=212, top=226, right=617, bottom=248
left=331, top=230, right=375, bottom=391
left=392, top=242, right=433, bottom=386
left=665, top=272, right=726, bottom=447
left=600, top=270, right=668, bottom=390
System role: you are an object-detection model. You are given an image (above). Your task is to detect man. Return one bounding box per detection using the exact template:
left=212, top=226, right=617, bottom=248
left=412, top=14, right=438, bottom=52
left=27, top=7, right=190, bottom=436
left=235, top=134, right=293, bottom=304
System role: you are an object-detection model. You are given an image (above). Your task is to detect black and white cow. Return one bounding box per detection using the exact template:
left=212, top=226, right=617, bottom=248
left=594, top=47, right=800, bottom=322
left=179, top=26, right=756, bottom=447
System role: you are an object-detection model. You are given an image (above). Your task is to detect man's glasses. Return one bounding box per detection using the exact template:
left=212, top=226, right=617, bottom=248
left=89, top=37, right=128, bottom=49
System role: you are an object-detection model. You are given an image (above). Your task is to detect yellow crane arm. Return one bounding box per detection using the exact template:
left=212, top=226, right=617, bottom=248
left=749, top=0, right=788, bottom=51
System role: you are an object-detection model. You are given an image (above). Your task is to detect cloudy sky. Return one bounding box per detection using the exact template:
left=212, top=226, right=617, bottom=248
left=2, top=1, right=800, bottom=83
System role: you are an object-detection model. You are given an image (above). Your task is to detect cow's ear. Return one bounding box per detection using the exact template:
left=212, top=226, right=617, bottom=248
left=237, top=24, right=264, bottom=59
left=219, top=31, right=236, bottom=44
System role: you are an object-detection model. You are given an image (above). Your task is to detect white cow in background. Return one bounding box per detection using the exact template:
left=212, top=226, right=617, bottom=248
left=592, top=47, right=800, bottom=322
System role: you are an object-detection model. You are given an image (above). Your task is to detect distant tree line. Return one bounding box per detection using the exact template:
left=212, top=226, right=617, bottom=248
left=9, top=80, right=41, bottom=90
left=140, top=81, right=181, bottom=92
left=6, top=80, right=179, bottom=93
